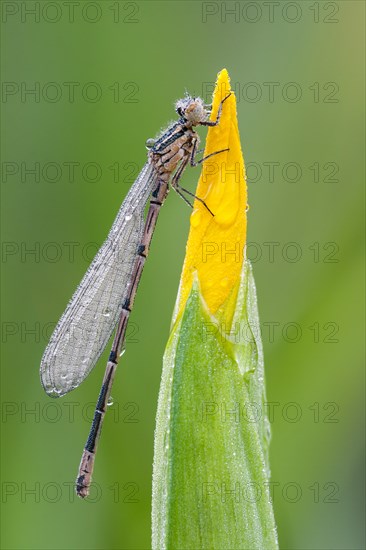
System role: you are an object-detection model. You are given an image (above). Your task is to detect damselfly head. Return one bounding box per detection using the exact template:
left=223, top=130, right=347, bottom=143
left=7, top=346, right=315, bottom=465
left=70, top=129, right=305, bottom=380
left=175, top=96, right=208, bottom=126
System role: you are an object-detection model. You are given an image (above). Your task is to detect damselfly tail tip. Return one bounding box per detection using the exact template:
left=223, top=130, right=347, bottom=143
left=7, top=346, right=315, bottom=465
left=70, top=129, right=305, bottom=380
left=75, top=449, right=95, bottom=499
left=76, top=475, right=89, bottom=499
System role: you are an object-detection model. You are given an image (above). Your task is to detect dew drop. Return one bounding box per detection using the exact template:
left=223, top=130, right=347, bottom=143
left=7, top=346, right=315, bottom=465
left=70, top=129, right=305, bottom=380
left=190, top=209, right=201, bottom=228
left=107, top=396, right=114, bottom=406
left=145, top=138, right=156, bottom=149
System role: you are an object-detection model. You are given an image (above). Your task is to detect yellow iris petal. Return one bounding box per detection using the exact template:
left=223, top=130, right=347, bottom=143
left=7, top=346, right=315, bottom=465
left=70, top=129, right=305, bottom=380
left=175, top=69, right=247, bottom=327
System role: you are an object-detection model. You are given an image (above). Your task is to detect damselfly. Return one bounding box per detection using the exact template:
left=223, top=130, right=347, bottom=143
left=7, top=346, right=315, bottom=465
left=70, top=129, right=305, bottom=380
left=40, top=91, right=230, bottom=498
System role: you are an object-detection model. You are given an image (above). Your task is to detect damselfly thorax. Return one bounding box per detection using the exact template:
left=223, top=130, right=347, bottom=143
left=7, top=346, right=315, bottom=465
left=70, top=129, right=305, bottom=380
left=151, top=124, right=197, bottom=181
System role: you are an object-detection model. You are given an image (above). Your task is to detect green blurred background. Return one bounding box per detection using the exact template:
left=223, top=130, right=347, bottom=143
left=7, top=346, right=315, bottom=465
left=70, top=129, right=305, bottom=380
left=1, top=1, right=364, bottom=549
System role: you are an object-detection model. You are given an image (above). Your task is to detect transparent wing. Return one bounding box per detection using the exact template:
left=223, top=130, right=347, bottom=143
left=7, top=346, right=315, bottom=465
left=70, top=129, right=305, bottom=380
left=40, top=162, right=158, bottom=397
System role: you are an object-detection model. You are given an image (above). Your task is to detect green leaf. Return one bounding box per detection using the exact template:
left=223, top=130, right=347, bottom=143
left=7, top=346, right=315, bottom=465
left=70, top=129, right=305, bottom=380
left=152, top=261, right=278, bottom=550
